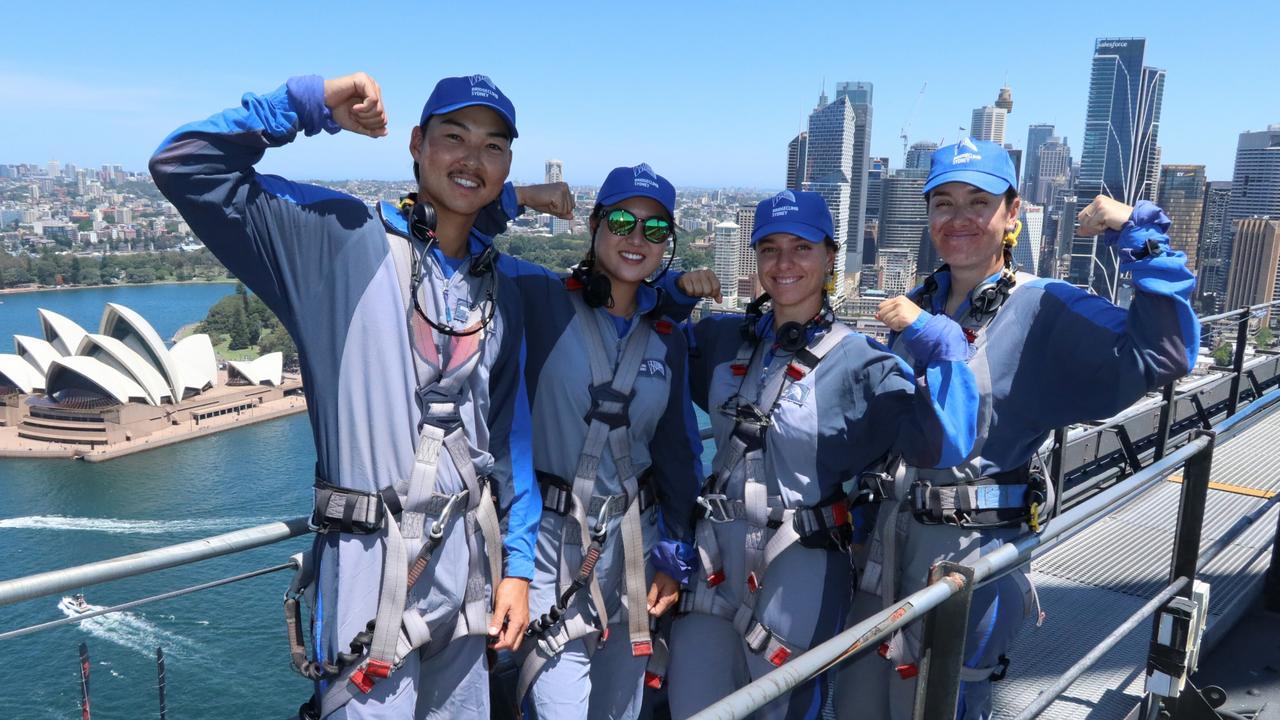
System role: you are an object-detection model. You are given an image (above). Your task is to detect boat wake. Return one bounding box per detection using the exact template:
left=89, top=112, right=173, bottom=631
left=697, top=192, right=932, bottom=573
left=58, top=598, right=198, bottom=658
left=0, top=515, right=278, bottom=535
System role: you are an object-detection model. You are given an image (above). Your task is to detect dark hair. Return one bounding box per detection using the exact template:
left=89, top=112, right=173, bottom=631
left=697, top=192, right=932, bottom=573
left=923, top=185, right=1019, bottom=207
left=411, top=120, right=429, bottom=183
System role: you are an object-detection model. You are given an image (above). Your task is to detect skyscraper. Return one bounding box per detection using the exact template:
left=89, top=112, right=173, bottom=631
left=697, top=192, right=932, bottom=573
left=1224, top=218, right=1280, bottom=318
left=1022, top=124, right=1056, bottom=202
left=1069, top=38, right=1166, bottom=298
left=713, top=220, right=740, bottom=306
left=970, top=106, right=1007, bottom=145
left=1018, top=203, right=1045, bottom=275
left=802, top=93, right=855, bottom=295
left=1197, top=181, right=1233, bottom=313
left=835, top=81, right=874, bottom=283
left=1227, top=126, right=1280, bottom=222
left=866, top=156, right=888, bottom=224
left=1156, top=165, right=1206, bottom=271
left=786, top=132, right=808, bottom=190
left=879, top=171, right=929, bottom=274
left=735, top=205, right=757, bottom=287
left=1034, top=138, right=1073, bottom=206
left=905, top=142, right=937, bottom=173
left=544, top=159, right=563, bottom=184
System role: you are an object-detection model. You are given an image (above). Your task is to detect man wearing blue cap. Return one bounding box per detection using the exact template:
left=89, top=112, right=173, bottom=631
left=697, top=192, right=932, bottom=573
left=665, top=190, right=979, bottom=719
left=151, top=71, right=552, bottom=719
left=836, top=139, right=1199, bottom=719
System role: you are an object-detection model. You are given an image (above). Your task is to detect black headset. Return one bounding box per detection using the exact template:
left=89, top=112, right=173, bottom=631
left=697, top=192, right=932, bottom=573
left=403, top=195, right=497, bottom=336
left=740, top=293, right=835, bottom=353
left=916, top=263, right=1016, bottom=327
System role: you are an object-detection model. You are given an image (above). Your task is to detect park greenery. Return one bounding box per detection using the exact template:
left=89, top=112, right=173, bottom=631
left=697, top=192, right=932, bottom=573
left=0, top=247, right=231, bottom=289
left=196, top=284, right=298, bottom=367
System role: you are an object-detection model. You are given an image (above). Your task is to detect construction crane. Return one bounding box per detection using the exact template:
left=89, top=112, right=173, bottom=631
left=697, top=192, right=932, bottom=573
left=899, top=82, right=928, bottom=166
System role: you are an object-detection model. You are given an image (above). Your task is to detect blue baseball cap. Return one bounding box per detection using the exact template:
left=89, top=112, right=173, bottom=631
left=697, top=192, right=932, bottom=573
left=419, top=74, right=518, bottom=139
left=597, top=164, right=676, bottom=217
left=750, top=190, right=834, bottom=246
left=923, top=137, right=1016, bottom=195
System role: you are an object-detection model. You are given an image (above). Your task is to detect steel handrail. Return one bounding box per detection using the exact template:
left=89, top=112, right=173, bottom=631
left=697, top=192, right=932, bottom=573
left=0, top=516, right=310, bottom=608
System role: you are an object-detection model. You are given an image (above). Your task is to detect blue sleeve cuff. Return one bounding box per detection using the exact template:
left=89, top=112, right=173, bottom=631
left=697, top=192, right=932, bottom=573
left=899, top=311, right=969, bottom=365
left=285, top=75, right=341, bottom=137
left=504, top=555, right=534, bottom=581
left=500, top=183, right=522, bottom=221
left=650, top=540, right=696, bottom=585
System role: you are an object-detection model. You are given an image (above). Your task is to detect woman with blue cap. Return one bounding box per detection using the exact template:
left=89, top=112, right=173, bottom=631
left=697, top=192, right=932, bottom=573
left=665, top=190, right=980, bottom=719
left=495, top=164, right=704, bottom=719
left=836, top=138, right=1199, bottom=719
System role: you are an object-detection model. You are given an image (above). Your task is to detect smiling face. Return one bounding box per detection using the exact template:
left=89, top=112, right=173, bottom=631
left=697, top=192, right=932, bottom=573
left=755, top=233, right=833, bottom=314
left=927, top=182, right=1020, bottom=275
left=589, top=196, right=671, bottom=286
left=410, top=105, right=512, bottom=219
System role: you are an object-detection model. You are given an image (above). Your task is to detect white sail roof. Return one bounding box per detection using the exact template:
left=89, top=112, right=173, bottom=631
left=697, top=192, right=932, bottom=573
left=13, top=335, right=63, bottom=375
left=169, top=333, right=218, bottom=394
left=38, top=309, right=88, bottom=357
left=76, top=334, right=174, bottom=405
left=227, top=352, right=283, bottom=387
left=99, top=303, right=185, bottom=400
left=0, top=354, right=45, bottom=393
left=45, top=356, right=151, bottom=406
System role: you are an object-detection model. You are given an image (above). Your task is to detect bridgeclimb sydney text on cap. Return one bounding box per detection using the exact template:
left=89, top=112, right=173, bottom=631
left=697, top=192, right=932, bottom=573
left=419, top=75, right=518, bottom=139
left=597, top=164, right=676, bottom=217
left=750, top=190, right=834, bottom=246
left=922, top=137, right=1017, bottom=196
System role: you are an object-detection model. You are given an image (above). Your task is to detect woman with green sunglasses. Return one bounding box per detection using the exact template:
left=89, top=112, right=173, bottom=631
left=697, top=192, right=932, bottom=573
left=497, top=164, right=704, bottom=719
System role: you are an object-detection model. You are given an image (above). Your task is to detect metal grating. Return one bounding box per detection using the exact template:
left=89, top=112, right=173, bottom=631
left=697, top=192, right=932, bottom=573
left=992, top=411, right=1280, bottom=719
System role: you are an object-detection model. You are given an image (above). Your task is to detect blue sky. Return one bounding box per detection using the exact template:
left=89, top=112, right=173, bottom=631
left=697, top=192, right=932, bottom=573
left=4, top=1, right=1276, bottom=190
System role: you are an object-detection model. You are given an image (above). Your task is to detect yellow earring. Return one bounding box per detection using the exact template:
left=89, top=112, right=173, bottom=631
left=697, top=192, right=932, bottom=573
left=824, top=268, right=836, bottom=295
left=1004, top=218, right=1023, bottom=248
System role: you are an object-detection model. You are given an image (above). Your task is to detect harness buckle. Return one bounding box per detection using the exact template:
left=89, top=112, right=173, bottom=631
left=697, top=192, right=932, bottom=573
left=592, top=495, right=618, bottom=540
left=584, top=383, right=635, bottom=430
left=852, top=471, right=893, bottom=506
left=989, top=654, right=1011, bottom=682
left=417, top=387, right=464, bottom=434
left=428, top=491, right=468, bottom=541
left=696, top=494, right=735, bottom=524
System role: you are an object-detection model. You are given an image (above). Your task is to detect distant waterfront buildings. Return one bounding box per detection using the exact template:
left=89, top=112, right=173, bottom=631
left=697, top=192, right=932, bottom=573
left=545, top=159, right=563, bottom=184
left=905, top=142, right=937, bottom=172
left=1224, top=218, right=1280, bottom=321
left=1069, top=37, right=1166, bottom=299
left=1033, top=138, right=1073, bottom=208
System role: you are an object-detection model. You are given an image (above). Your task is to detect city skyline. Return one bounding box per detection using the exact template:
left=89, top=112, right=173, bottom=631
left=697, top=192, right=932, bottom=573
left=2, top=2, right=1276, bottom=190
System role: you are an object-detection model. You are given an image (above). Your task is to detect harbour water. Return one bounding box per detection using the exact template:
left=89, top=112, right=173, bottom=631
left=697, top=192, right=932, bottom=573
left=1, top=283, right=316, bottom=719
left=0, top=282, right=716, bottom=718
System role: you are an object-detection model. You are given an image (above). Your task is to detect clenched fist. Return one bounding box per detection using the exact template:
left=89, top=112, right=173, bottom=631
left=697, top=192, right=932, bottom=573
left=323, top=72, right=388, bottom=138
left=876, top=295, right=924, bottom=333
left=516, top=182, right=574, bottom=220
left=676, top=269, right=722, bottom=303
left=1076, top=196, right=1133, bottom=237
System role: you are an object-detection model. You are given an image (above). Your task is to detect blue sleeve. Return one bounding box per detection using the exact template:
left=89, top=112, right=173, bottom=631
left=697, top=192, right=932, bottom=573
left=861, top=323, right=978, bottom=469
left=489, top=293, right=539, bottom=580
left=473, top=182, right=522, bottom=238
left=147, top=75, right=363, bottom=331
left=1008, top=201, right=1198, bottom=429
left=653, top=271, right=701, bottom=323
left=646, top=324, right=704, bottom=583
left=685, top=316, right=741, bottom=413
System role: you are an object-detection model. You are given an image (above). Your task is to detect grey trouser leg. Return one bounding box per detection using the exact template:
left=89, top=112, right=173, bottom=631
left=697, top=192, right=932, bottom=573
left=527, top=623, right=648, bottom=720
left=666, top=613, right=746, bottom=719
left=415, top=635, right=490, bottom=719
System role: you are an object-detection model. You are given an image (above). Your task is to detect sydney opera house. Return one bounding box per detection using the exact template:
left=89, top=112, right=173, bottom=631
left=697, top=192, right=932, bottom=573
left=0, top=303, right=300, bottom=456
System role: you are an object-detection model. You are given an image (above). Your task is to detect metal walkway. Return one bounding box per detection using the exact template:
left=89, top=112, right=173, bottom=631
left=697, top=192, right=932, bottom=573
left=992, top=410, right=1280, bottom=719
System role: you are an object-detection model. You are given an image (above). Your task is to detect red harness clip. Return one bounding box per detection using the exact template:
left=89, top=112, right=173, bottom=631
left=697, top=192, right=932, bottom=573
left=654, top=320, right=674, bottom=335
left=631, top=641, right=653, bottom=657
left=706, top=570, right=726, bottom=587
left=785, top=363, right=805, bottom=381
left=349, top=659, right=392, bottom=693
left=730, top=364, right=748, bottom=377
left=644, top=671, right=664, bottom=689
left=746, top=572, right=761, bottom=593
left=895, top=663, right=919, bottom=680
left=768, top=646, right=792, bottom=666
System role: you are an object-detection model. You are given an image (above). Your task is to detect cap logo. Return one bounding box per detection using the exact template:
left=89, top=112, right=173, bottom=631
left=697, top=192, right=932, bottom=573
left=468, top=74, right=500, bottom=100
left=952, top=137, right=982, bottom=165
left=633, top=163, right=659, bottom=189
left=770, top=190, right=800, bottom=217
left=772, top=190, right=796, bottom=206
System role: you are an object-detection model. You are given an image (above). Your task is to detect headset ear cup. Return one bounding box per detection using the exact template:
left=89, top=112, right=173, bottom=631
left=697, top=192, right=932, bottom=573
left=411, top=201, right=437, bottom=241
left=776, top=322, right=807, bottom=353
left=583, top=272, right=613, bottom=308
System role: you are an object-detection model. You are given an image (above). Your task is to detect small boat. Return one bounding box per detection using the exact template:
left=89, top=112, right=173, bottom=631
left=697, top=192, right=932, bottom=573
left=59, top=593, right=92, bottom=615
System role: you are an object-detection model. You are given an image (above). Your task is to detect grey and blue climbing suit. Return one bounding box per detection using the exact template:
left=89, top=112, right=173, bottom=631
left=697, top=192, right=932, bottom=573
left=150, top=75, right=540, bottom=720
left=495, top=251, right=702, bottom=720
left=666, top=310, right=978, bottom=720
left=835, top=201, right=1199, bottom=720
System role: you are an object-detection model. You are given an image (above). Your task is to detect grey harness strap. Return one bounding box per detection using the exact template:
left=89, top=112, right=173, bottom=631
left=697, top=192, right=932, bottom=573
left=689, top=323, right=851, bottom=666
left=517, top=292, right=656, bottom=700
left=310, top=229, right=503, bottom=716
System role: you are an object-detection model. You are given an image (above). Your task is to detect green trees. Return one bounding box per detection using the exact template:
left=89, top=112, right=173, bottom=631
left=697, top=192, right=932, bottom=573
left=199, top=289, right=294, bottom=363
left=1256, top=326, right=1274, bottom=350
left=1212, top=342, right=1234, bottom=367
left=0, top=248, right=232, bottom=289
